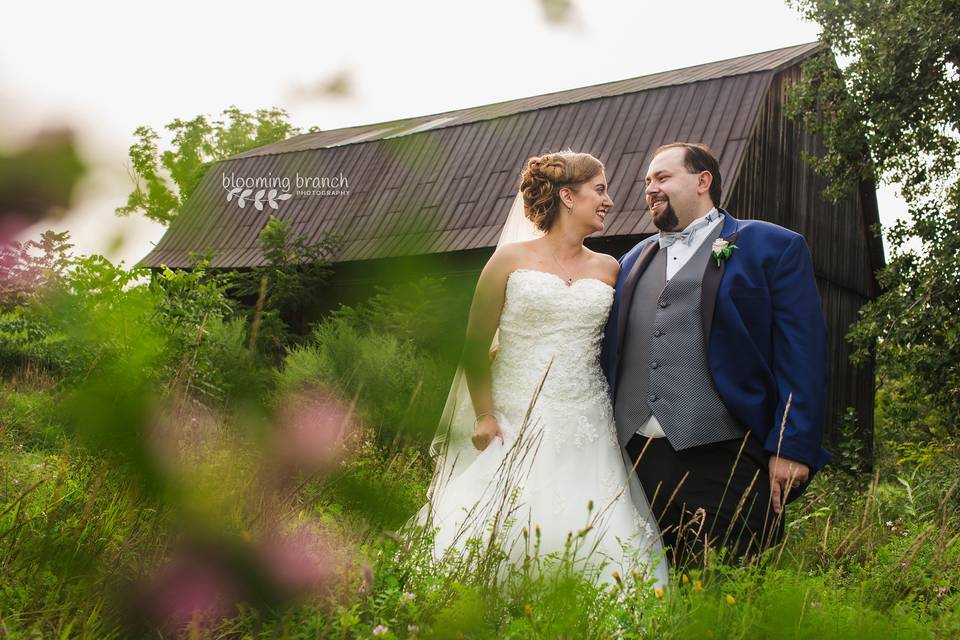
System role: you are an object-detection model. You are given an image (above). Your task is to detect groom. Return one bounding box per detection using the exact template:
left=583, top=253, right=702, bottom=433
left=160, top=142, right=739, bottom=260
left=601, top=142, right=830, bottom=565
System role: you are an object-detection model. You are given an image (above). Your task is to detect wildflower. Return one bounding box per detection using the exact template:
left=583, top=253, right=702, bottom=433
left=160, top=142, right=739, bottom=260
left=408, top=625, right=419, bottom=634
left=725, top=594, right=736, bottom=605
left=611, top=571, right=622, bottom=585
left=693, top=580, right=703, bottom=592
left=587, top=499, right=594, bottom=512
left=682, top=574, right=689, bottom=584
left=630, top=568, right=639, bottom=580
left=577, top=525, right=593, bottom=537
left=274, top=387, right=354, bottom=475
left=523, top=603, right=534, bottom=616
left=257, top=524, right=339, bottom=595
left=400, top=591, right=416, bottom=603
left=535, top=524, right=541, bottom=539
left=522, top=527, right=529, bottom=539
left=373, top=624, right=388, bottom=636
left=654, top=587, right=664, bottom=598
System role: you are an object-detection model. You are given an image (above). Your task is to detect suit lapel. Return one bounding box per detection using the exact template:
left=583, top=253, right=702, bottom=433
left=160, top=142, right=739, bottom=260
left=700, top=211, right=739, bottom=353
left=617, top=240, right=659, bottom=359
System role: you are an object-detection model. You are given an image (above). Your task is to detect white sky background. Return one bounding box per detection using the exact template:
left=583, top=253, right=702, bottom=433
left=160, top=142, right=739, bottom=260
left=1, top=0, right=906, bottom=266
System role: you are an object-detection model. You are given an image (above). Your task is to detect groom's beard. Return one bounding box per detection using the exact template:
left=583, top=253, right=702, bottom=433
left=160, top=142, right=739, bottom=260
left=652, top=201, right=680, bottom=231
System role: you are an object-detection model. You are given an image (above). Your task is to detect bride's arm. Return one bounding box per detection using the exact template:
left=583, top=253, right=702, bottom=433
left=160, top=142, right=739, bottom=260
left=460, top=244, right=519, bottom=445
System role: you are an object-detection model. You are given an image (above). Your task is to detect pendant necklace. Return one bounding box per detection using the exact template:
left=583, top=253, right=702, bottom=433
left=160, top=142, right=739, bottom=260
left=550, top=247, right=580, bottom=286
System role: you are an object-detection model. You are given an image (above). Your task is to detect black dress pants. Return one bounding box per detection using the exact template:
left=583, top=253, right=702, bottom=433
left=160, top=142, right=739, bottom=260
left=625, top=431, right=785, bottom=567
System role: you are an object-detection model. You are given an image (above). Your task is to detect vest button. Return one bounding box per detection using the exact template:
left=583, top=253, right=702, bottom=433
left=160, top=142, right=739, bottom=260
left=650, top=361, right=659, bottom=369
left=658, top=300, right=669, bottom=308
left=649, top=394, right=658, bottom=402
left=654, top=330, right=663, bottom=337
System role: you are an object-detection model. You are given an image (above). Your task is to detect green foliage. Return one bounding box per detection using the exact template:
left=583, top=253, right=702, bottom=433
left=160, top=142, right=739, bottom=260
left=833, top=407, right=868, bottom=474
left=0, top=230, right=73, bottom=307
left=116, top=106, right=304, bottom=224
left=329, top=277, right=470, bottom=358
left=786, top=1, right=959, bottom=202
left=786, top=0, right=960, bottom=437
left=0, top=231, right=264, bottom=415
left=0, top=231, right=956, bottom=638
left=227, top=215, right=339, bottom=360
left=0, top=389, right=60, bottom=450
left=0, top=444, right=167, bottom=638
left=278, top=315, right=447, bottom=451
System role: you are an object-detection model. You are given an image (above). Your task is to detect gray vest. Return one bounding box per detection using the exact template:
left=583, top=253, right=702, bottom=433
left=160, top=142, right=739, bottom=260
left=613, top=224, right=745, bottom=450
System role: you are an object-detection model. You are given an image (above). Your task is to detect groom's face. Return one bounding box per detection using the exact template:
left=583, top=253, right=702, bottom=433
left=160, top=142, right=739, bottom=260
left=644, top=148, right=700, bottom=231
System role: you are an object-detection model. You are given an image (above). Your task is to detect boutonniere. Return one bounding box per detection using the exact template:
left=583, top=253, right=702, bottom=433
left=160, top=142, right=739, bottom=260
left=711, top=237, right=738, bottom=267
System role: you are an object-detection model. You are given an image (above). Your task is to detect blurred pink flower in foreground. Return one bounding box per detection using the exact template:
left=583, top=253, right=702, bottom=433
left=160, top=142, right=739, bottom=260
left=272, top=386, right=355, bottom=475
left=142, top=549, right=238, bottom=634
left=257, top=521, right=344, bottom=597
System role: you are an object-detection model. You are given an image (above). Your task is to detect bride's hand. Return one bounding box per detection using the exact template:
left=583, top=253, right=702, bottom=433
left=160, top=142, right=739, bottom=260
left=472, top=414, right=504, bottom=451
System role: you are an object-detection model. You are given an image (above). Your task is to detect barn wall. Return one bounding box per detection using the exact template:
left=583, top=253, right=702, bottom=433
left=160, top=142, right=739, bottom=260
left=298, top=234, right=643, bottom=325
left=724, top=66, right=877, bottom=463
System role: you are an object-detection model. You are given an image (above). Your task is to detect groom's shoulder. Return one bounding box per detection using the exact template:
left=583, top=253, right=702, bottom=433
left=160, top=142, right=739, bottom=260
left=621, top=235, right=657, bottom=264
left=735, top=217, right=804, bottom=246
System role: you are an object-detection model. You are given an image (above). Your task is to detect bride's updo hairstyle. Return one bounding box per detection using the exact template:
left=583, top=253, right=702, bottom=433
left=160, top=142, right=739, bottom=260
left=519, top=149, right=604, bottom=232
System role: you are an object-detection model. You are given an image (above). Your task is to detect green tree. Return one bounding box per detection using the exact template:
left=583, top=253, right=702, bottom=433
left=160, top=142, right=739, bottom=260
left=786, top=0, right=960, bottom=437
left=117, top=106, right=315, bottom=224
left=227, top=215, right=340, bottom=359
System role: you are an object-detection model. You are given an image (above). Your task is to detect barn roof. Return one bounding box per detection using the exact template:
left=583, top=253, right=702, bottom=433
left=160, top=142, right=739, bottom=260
left=139, top=42, right=823, bottom=268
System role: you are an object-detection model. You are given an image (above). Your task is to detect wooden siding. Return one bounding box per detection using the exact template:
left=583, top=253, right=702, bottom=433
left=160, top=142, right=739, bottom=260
left=724, top=66, right=881, bottom=459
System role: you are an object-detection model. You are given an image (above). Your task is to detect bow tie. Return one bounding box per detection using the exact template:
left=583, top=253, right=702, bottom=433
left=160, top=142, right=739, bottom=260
left=657, top=210, right=720, bottom=249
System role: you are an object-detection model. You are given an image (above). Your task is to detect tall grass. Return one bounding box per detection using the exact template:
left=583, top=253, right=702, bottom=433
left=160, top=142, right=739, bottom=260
left=0, top=262, right=957, bottom=638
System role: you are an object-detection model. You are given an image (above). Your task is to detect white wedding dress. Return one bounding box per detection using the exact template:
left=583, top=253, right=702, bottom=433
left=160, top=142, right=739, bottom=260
left=412, top=266, right=669, bottom=589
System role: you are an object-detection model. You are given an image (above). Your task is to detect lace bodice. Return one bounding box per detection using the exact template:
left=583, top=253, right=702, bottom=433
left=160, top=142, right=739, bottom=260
left=490, top=268, right=615, bottom=430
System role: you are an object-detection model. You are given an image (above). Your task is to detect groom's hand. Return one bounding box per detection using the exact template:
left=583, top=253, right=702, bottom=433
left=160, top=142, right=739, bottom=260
left=768, top=456, right=809, bottom=514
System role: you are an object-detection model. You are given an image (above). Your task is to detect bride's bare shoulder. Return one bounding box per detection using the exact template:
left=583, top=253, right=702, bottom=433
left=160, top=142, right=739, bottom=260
left=585, top=248, right=620, bottom=287
left=485, top=240, right=540, bottom=273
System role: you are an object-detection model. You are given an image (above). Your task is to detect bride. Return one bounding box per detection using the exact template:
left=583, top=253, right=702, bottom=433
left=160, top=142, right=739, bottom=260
left=410, top=150, right=668, bottom=589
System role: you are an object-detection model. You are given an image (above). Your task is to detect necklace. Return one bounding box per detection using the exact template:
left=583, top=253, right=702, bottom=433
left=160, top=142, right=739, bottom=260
left=550, top=247, right=581, bottom=286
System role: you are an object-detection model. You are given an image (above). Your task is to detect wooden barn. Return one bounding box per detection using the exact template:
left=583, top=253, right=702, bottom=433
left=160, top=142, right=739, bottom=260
left=138, top=42, right=884, bottom=460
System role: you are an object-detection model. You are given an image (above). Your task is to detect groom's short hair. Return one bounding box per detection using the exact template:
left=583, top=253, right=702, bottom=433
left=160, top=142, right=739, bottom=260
left=652, top=142, right=722, bottom=208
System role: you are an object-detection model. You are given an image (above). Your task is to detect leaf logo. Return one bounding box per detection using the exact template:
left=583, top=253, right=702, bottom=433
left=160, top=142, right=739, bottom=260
left=225, top=185, right=292, bottom=210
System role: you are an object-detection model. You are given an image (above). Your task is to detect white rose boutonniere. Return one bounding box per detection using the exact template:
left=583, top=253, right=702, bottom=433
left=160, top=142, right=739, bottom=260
left=711, top=237, right=738, bottom=267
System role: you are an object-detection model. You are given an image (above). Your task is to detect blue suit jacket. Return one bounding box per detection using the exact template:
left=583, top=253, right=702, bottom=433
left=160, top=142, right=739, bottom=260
left=601, top=210, right=831, bottom=488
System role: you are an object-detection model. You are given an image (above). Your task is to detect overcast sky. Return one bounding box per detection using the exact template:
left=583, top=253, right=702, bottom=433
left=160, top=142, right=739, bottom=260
left=2, top=0, right=905, bottom=266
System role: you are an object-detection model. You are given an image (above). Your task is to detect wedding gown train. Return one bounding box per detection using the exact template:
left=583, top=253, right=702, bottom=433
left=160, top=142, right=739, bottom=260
left=412, top=268, right=669, bottom=589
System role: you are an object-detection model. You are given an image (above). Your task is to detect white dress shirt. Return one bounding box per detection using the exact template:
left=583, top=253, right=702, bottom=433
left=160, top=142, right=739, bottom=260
left=636, top=207, right=724, bottom=439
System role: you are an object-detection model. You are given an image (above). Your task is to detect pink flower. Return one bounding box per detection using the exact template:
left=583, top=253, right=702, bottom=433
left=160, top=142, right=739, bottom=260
left=256, top=523, right=341, bottom=596
left=273, top=387, right=354, bottom=474
left=142, top=551, right=237, bottom=634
